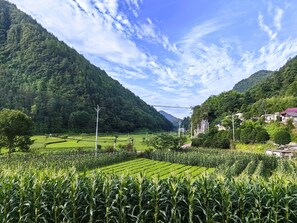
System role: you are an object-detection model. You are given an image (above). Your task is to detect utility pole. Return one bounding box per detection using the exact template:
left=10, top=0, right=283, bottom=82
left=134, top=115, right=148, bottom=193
left=178, top=121, right=181, bottom=147
left=178, top=121, right=181, bottom=138
left=95, top=105, right=101, bottom=156
left=232, top=114, right=235, bottom=141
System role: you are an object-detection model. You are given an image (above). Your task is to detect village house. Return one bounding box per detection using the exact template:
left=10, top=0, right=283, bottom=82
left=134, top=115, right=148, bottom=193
left=266, top=145, right=297, bottom=159
left=261, top=112, right=280, bottom=123
left=280, top=108, right=297, bottom=124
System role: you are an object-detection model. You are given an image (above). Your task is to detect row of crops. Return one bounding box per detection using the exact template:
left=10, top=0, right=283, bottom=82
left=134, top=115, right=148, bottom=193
left=1, top=171, right=296, bottom=223
left=0, top=151, right=131, bottom=172
left=98, top=158, right=214, bottom=179
left=144, top=148, right=297, bottom=178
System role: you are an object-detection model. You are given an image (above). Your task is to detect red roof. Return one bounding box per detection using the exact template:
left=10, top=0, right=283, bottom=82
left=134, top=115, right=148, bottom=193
left=281, top=108, right=297, bottom=115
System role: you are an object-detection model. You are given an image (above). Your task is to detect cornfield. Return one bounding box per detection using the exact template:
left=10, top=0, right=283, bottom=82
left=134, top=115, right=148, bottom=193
left=0, top=171, right=297, bottom=222
left=0, top=151, right=131, bottom=172
left=144, top=149, right=292, bottom=178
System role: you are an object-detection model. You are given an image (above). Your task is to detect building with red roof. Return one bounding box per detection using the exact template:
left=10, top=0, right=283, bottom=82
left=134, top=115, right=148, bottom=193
left=280, top=108, right=297, bottom=124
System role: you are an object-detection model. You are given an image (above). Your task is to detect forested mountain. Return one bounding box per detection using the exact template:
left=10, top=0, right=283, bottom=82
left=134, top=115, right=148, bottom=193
left=192, top=56, right=297, bottom=128
left=159, top=111, right=181, bottom=128
left=233, top=70, right=273, bottom=92
left=0, top=0, right=173, bottom=133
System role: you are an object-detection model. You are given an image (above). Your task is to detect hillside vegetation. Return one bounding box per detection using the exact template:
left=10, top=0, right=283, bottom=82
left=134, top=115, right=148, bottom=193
left=192, top=56, right=297, bottom=127
left=0, top=0, right=172, bottom=133
left=233, top=70, right=273, bottom=92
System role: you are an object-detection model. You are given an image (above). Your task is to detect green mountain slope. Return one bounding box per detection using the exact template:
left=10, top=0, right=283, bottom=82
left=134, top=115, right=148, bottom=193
left=159, top=111, right=181, bottom=128
left=233, top=70, right=273, bottom=92
left=0, top=0, right=173, bottom=133
left=192, top=56, right=297, bottom=127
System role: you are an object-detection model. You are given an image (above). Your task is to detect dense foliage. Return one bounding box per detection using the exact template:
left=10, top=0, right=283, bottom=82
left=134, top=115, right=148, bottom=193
left=1, top=171, right=297, bottom=223
left=0, top=109, right=33, bottom=152
left=191, top=121, right=270, bottom=148
left=192, top=56, right=297, bottom=130
left=0, top=0, right=173, bottom=133
left=191, top=129, right=230, bottom=149
left=274, top=129, right=291, bottom=145
left=233, top=70, right=273, bottom=92
left=145, top=133, right=186, bottom=150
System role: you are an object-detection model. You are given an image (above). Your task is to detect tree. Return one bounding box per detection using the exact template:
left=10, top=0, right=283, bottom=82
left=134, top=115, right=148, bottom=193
left=0, top=109, right=33, bottom=153
left=255, top=129, right=270, bottom=143
left=274, top=130, right=291, bottom=145
left=146, top=133, right=186, bottom=151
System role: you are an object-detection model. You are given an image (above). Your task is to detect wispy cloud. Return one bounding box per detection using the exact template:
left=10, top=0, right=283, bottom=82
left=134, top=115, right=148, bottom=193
left=258, top=13, right=277, bottom=40
left=179, top=19, right=229, bottom=45
left=258, top=5, right=285, bottom=40
left=274, top=7, right=284, bottom=30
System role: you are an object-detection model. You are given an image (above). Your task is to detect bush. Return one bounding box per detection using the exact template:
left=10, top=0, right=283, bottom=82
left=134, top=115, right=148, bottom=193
left=255, top=129, right=270, bottom=144
left=274, top=130, right=291, bottom=145
left=104, top=145, right=115, bottom=153
left=191, top=134, right=206, bottom=147
left=146, top=133, right=186, bottom=150
left=240, top=128, right=255, bottom=144
left=191, top=131, right=230, bottom=149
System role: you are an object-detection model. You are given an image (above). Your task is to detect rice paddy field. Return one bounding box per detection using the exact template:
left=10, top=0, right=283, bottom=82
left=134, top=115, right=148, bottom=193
left=1, top=142, right=297, bottom=222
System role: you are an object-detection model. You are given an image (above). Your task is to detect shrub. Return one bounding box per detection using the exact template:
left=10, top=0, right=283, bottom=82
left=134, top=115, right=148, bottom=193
left=191, top=134, right=206, bottom=147
left=255, top=129, right=270, bottom=143
left=274, top=130, right=291, bottom=145
left=146, top=133, right=186, bottom=150
left=240, top=128, right=256, bottom=144
left=104, top=145, right=115, bottom=153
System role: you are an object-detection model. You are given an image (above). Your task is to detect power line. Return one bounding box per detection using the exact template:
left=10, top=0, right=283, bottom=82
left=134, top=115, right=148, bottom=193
left=151, top=105, right=192, bottom=109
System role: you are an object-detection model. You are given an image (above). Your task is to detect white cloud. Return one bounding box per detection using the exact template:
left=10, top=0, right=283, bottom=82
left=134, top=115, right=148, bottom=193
left=258, top=13, right=277, bottom=40
left=274, top=7, right=284, bottom=31
left=9, top=0, right=149, bottom=68
left=179, top=19, right=229, bottom=45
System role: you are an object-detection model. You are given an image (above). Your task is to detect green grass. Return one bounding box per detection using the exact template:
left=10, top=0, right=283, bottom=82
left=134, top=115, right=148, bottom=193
left=96, top=158, right=214, bottom=179
left=234, top=142, right=277, bottom=154
left=30, top=132, right=189, bottom=153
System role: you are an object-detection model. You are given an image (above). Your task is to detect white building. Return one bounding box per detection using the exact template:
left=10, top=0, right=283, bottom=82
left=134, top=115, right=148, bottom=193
left=261, top=112, right=280, bottom=123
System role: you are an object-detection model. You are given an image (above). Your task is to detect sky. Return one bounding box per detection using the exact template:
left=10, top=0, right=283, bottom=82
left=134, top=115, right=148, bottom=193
left=7, top=0, right=297, bottom=118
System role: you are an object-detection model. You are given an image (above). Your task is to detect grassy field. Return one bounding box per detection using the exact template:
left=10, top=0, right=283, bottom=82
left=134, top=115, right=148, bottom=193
left=31, top=133, right=154, bottom=152
left=234, top=142, right=277, bottom=153
left=30, top=131, right=191, bottom=153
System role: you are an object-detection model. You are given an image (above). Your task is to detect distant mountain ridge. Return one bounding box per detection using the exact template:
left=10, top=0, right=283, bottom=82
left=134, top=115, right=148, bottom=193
left=159, top=111, right=181, bottom=128
left=0, top=0, right=173, bottom=133
left=233, top=70, right=274, bottom=92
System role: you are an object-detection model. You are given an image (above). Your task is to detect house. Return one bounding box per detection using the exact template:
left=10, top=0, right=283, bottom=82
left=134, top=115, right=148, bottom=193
left=216, top=123, right=226, bottom=131
left=234, top=112, right=244, bottom=121
left=266, top=145, right=297, bottom=159
left=261, top=112, right=280, bottom=123
left=265, top=149, right=294, bottom=159
left=280, top=108, right=297, bottom=124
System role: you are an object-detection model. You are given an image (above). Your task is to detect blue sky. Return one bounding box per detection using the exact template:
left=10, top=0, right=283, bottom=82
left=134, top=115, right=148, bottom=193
left=8, top=0, right=297, bottom=118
